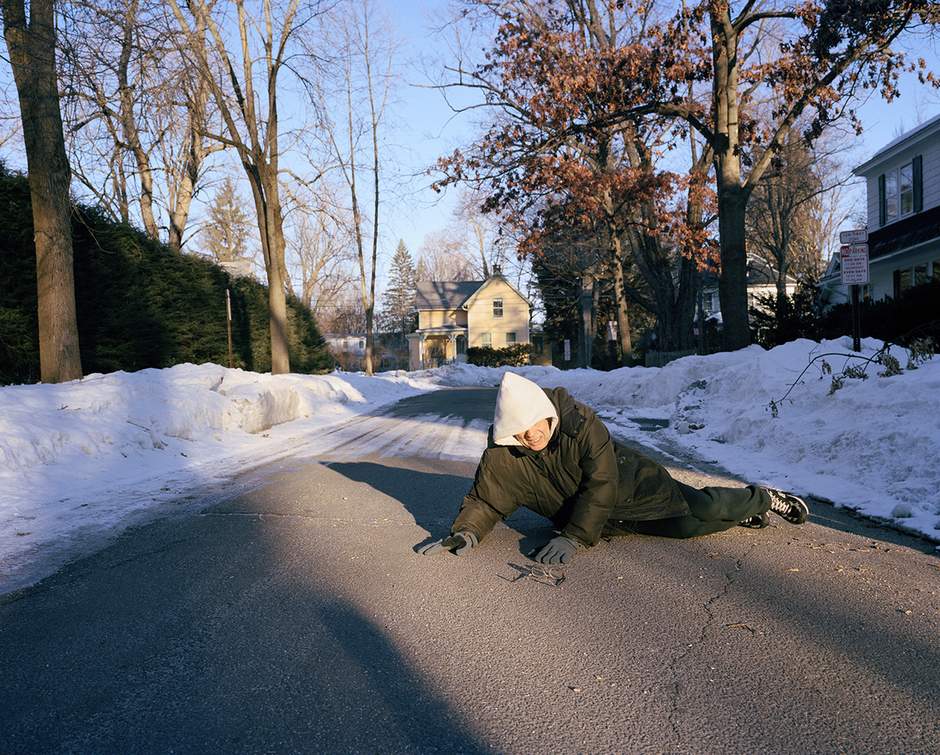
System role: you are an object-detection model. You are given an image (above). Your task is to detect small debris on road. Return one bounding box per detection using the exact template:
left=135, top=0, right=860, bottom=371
left=497, top=562, right=566, bottom=587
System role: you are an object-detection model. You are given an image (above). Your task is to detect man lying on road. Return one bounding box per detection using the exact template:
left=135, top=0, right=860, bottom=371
left=421, top=371, right=808, bottom=565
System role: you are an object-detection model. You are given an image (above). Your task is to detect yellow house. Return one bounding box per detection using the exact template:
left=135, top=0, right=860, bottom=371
left=408, top=267, right=531, bottom=370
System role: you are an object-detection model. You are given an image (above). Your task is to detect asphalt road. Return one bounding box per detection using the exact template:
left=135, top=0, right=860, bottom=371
left=2, top=388, right=939, bottom=753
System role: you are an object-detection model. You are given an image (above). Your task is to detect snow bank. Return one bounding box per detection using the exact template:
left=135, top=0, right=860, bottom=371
left=438, top=338, right=940, bottom=541
left=0, top=364, right=441, bottom=590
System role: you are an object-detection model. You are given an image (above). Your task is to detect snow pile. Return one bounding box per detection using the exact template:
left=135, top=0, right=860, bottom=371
left=439, top=337, right=940, bottom=540
left=0, top=364, right=441, bottom=590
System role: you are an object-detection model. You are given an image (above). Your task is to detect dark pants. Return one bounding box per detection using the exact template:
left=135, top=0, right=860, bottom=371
left=606, top=482, right=770, bottom=539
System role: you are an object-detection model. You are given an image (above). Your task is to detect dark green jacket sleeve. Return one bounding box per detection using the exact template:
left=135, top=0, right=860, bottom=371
left=451, top=449, right=520, bottom=542
left=561, top=412, right=618, bottom=547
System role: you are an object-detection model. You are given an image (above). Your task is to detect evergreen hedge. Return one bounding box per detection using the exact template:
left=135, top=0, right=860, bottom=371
left=750, top=277, right=940, bottom=350
left=466, top=343, right=532, bottom=367
left=0, top=165, right=332, bottom=385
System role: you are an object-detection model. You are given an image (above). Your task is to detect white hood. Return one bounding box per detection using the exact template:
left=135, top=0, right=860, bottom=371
left=492, top=372, right=559, bottom=446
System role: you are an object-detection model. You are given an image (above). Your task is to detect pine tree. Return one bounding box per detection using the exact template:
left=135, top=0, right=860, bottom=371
left=203, top=177, right=251, bottom=262
left=381, top=239, right=417, bottom=342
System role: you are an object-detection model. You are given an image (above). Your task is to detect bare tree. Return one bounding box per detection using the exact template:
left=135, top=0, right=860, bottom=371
left=746, top=132, right=851, bottom=303
left=61, top=0, right=220, bottom=251
left=168, top=0, right=316, bottom=374
left=416, top=228, right=477, bottom=281
left=282, top=184, right=358, bottom=312
left=2, top=0, right=82, bottom=382
left=318, top=0, right=395, bottom=375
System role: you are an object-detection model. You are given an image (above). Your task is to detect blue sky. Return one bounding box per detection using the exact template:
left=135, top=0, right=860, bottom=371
left=0, top=1, right=938, bottom=293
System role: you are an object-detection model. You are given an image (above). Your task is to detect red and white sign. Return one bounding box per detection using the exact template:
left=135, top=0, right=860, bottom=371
left=840, top=244, right=869, bottom=285
left=839, top=228, right=868, bottom=245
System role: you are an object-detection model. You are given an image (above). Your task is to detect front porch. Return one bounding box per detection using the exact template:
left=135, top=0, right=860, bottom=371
left=407, top=327, right=468, bottom=370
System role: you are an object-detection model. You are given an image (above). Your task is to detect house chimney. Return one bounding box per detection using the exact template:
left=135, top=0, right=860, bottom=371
left=492, top=264, right=502, bottom=277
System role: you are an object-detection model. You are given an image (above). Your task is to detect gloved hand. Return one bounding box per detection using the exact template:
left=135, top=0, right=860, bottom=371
left=419, top=531, right=478, bottom=556
left=533, top=534, right=584, bottom=565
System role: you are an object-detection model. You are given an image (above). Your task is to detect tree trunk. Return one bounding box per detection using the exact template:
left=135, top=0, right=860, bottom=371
left=579, top=273, right=594, bottom=369
left=117, top=0, right=158, bottom=242
left=711, top=4, right=751, bottom=351
left=609, top=236, right=632, bottom=363
left=263, top=171, right=291, bottom=375
left=2, top=0, right=82, bottom=382
left=776, top=259, right=789, bottom=310
left=246, top=166, right=290, bottom=374
left=717, top=188, right=750, bottom=350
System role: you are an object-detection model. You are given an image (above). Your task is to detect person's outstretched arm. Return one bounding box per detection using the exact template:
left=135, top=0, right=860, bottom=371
left=421, top=449, right=519, bottom=556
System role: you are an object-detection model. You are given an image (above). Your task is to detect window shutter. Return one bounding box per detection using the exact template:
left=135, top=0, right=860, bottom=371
left=878, top=174, right=886, bottom=226
left=913, top=155, right=923, bottom=213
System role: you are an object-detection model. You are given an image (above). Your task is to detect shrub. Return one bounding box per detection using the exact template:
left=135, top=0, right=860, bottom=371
left=466, top=343, right=532, bottom=367
left=0, top=165, right=332, bottom=384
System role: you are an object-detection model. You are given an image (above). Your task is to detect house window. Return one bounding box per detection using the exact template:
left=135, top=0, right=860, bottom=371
left=481, top=332, right=491, bottom=346
left=884, top=160, right=915, bottom=223
left=885, top=170, right=899, bottom=222
left=932, top=260, right=940, bottom=279
left=900, top=163, right=914, bottom=216
left=894, top=268, right=912, bottom=298
left=359, top=339, right=365, bottom=350
left=914, top=264, right=928, bottom=286
left=492, top=299, right=503, bottom=317
left=505, top=332, right=517, bottom=344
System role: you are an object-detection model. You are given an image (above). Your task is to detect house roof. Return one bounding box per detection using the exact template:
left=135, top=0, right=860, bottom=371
left=414, top=280, right=483, bottom=310
left=414, top=274, right=532, bottom=310
left=853, top=111, right=940, bottom=176
left=701, top=256, right=797, bottom=288
left=461, top=275, right=532, bottom=308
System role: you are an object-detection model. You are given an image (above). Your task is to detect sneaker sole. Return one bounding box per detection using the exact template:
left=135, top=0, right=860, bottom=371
left=773, top=496, right=809, bottom=525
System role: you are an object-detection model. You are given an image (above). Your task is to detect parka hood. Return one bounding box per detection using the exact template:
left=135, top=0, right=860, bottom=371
left=492, top=372, right=559, bottom=446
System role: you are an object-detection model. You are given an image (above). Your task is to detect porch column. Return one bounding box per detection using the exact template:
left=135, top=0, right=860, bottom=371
left=448, top=333, right=457, bottom=363
left=419, top=333, right=426, bottom=369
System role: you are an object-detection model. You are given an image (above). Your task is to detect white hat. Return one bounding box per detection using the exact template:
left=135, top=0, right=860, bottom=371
left=492, top=372, right=559, bottom=446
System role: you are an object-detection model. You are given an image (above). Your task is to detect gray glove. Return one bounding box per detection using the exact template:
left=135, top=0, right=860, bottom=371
left=533, top=535, right=584, bottom=565
left=419, top=531, right=478, bottom=556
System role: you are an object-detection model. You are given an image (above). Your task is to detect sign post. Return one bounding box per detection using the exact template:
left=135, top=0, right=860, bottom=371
left=839, top=229, right=870, bottom=352
left=226, top=288, right=234, bottom=368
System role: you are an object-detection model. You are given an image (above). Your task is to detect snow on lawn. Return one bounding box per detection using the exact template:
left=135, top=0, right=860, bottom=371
left=2, top=336, right=938, bottom=592
left=436, top=337, right=940, bottom=542
left=0, top=364, right=442, bottom=591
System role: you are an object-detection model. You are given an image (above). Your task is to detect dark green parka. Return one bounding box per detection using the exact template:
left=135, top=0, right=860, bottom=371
left=452, top=387, right=690, bottom=546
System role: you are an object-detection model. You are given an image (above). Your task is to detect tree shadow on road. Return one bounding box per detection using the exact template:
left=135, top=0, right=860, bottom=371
left=0, top=495, right=488, bottom=753
left=323, top=459, right=553, bottom=556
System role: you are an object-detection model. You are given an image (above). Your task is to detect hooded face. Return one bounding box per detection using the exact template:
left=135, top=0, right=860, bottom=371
left=513, top=418, right=552, bottom=451
left=492, top=371, right=559, bottom=447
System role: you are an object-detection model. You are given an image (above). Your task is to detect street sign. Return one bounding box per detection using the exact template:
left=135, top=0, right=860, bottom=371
left=841, top=243, right=869, bottom=285
left=839, top=228, right=868, bottom=245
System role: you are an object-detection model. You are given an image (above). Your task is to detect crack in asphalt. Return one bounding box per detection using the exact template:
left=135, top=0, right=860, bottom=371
left=101, top=538, right=197, bottom=570
left=655, top=542, right=757, bottom=752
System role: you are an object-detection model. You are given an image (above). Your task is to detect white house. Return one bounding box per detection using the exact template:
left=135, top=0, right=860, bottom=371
left=324, top=333, right=367, bottom=370
left=850, top=113, right=940, bottom=300
left=701, top=256, right=797, bottom=321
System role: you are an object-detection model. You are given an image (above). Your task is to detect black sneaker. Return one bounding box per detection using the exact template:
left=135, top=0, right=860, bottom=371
left=765, top=488, right=809, bottom=524
left=738, top=512, right=770, bottom=529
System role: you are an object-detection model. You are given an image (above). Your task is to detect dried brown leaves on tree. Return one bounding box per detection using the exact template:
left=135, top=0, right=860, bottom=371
left=437, top=0, right=938, bottom=353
